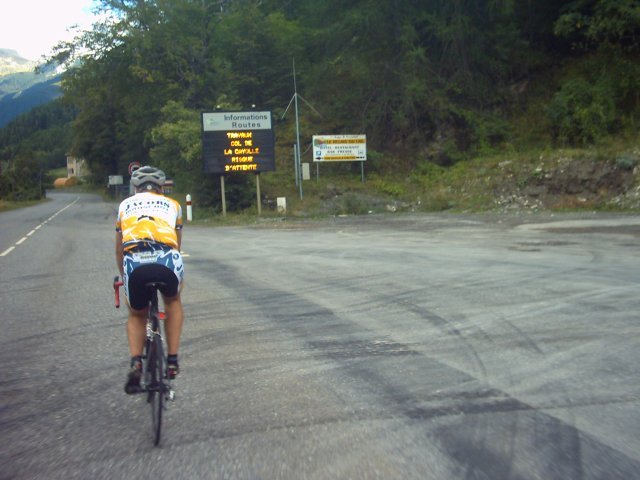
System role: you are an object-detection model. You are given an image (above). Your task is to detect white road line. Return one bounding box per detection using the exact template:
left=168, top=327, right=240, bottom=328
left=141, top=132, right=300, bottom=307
left=1, top=197, right=80, bottom=258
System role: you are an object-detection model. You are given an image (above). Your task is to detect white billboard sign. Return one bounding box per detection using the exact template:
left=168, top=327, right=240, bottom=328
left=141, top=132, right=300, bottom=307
left=313, top=134, right=367, bottom=162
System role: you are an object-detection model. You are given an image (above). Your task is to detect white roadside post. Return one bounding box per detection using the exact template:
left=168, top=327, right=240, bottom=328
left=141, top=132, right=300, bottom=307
left=277, top=197, right=287, bottom=214
left=186, top=194, right=193, bottom=222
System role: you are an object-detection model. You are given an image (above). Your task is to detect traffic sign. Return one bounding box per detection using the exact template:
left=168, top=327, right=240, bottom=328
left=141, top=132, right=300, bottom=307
left=128, top=162, right=142, bottom=175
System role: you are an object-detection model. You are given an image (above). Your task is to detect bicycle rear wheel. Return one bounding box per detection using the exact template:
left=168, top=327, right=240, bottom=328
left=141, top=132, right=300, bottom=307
left=147, top=334, right=164, bottom=446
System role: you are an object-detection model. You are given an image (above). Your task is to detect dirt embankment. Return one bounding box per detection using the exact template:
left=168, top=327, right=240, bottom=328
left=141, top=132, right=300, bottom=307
left=496, top=155, right=640, bottom=211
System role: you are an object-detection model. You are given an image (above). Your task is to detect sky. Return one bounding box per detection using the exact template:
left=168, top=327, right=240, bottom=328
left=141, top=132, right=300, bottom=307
left=0, top=0, right=101, bottom=60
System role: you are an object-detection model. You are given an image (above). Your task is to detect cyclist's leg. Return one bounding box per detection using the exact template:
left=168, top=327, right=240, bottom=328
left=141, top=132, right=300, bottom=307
left=123, top=261, right=153, bottom=393
left=154, top=248, right=184, bottom=356
left=124, top=306, right=147, bottom=393
left=161, top=291, right=182, bottom=380
left=157, top=251, right=183, bottom=378
left=163, top=291, right=183, bottom=356
left=125, top=263, right=153, bottom=357
left=127, top=306, right=148, bottom=357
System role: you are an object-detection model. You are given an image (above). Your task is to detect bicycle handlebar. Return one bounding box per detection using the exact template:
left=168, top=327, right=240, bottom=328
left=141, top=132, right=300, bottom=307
left=113, top=276, right=124, bottom=308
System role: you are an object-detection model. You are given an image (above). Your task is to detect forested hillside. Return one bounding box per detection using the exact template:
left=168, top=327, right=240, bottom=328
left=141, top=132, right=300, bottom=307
left=1, top=0, right=639, bottom=211
left=0, top=75, right=63, bottom=128
left=0, top=99, right=75, bottom=200
left=0, top=50, right=65, bottom=128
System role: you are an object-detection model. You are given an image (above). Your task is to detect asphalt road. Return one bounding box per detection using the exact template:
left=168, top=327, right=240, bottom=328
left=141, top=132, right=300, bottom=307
left=1, top=192, right=639, bottom=479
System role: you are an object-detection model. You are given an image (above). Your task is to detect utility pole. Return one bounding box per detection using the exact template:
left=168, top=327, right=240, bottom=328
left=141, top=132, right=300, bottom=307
left=282, top=59, right=303, bottom=199
left=293, top=59, right=303, bottom=199
left=282, top=59, right=322, bottom=200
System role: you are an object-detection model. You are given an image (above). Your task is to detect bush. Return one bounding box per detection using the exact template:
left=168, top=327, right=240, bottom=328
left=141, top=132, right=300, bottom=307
left=547, top=77, right=616, bottom=144
left=616, top=153, right=638, bottom=170
left=0, top=157, right=44, bottom=201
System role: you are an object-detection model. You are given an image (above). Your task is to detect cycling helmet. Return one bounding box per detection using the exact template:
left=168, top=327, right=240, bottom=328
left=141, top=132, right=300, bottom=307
left=130, top=165, right=165, bottom=189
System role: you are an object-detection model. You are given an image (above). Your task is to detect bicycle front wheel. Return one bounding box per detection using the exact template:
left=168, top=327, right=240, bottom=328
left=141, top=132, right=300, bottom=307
left=148, top=334, right=164, bottom=446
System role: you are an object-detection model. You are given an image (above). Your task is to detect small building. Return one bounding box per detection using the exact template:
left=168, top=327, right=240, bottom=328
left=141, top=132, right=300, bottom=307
left=66, top=155, right=87, bottom=178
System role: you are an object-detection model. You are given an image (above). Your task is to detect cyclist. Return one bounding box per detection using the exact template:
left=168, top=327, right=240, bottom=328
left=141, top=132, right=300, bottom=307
left=115, top=166, right=185, bottom=394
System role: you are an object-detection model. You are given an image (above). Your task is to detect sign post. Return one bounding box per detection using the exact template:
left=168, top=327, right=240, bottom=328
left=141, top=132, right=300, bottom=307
left=256, top=174, right=262, bottom=215
left=221, top=176, right=227, bottom=216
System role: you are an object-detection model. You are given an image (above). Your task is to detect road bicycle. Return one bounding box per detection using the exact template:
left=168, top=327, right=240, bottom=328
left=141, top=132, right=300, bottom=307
left=114, top=276, right=175, bottom=446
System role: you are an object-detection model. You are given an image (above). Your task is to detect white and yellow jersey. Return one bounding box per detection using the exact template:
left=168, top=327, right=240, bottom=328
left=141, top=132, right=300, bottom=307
left=116, top=192, right=183, bottom=251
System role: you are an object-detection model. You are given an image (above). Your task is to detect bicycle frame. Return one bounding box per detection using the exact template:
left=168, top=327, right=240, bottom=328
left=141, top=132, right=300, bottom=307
left=146, top=286, right=164, bottom=366
left=144, top=284, right=174, bottom=399
left=113, top=276, right=174, bottom=446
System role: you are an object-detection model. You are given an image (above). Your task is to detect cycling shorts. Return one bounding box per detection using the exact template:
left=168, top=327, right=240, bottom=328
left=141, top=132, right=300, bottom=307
left=122, top=245, right=184, bottom=311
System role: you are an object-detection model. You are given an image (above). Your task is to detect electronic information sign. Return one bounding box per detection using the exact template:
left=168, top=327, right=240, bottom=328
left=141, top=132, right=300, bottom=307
left=202, top=111, right=275, bottom=174
left=313, top=135, right=367, bottom=162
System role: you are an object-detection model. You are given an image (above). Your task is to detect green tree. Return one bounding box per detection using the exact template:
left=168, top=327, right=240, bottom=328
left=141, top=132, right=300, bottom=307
left=34, top=0, right=639, bottom=201
left=0, top=153, right=44, bottom=201
left=150, top=101, right=202, bottom=190
left=549, top=0, right=640, bottom=144
left=547, top=76, right=616, bottom=144
left=554, top=0, right=640, bottom=51
left=59, top=0, right=226, bottom=181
